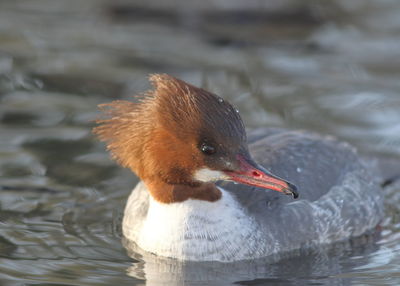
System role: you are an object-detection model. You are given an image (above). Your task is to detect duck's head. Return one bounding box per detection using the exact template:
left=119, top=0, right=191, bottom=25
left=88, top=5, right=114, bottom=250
left=94, top=74, right=298, bottom=203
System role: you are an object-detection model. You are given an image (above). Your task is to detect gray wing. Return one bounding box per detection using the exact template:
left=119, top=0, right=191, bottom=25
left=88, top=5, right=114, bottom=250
left=218, top=127, right=372, bottom=210
left=218, top=128, right=383, bottom=250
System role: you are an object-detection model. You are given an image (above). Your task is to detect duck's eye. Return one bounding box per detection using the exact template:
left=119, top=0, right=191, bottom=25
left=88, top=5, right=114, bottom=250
left=200, top=143, right=216, bottom=155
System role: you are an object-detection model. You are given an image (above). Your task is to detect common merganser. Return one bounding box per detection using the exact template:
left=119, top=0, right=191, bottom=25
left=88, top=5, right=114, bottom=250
left=94, top=74, right=383, bottom=262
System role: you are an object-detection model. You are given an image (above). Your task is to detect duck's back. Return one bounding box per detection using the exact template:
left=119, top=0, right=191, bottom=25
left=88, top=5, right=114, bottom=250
left=123, top=127, right=384, bottom=261
left=219, top=128, right=384, bottom=249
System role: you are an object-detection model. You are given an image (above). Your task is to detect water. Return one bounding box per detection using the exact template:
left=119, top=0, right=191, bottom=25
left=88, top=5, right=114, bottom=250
left=1, top=0, right=400, bottom=285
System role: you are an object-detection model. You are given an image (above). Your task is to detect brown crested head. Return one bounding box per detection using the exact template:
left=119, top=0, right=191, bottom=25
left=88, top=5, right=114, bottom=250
left=93, top=74, right=247, bottom=201
left=94, top=74, right=298, bottom=203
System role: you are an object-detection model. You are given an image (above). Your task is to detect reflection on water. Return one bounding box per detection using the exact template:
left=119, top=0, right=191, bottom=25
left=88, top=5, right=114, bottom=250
left=1, top=0, right=400, bottom=285
left=123, top=234, right=384, bottom=286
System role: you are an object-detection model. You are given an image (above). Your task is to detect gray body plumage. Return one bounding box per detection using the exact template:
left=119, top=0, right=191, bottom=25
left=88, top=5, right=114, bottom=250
left=219, top=128, right=384, bottom=252
left=123, top=128, right=384, bottom=261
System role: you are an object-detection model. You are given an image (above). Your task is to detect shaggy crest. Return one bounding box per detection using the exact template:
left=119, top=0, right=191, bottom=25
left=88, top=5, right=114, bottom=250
left=93, top=74, right=246, bottom=183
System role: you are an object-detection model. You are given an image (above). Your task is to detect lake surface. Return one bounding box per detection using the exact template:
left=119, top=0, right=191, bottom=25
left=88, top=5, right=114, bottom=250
left=1, top=0, right=400, bottom=285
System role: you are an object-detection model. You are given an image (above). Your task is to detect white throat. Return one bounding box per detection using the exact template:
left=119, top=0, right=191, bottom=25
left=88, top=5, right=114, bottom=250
left=122, top=182, right=266, bottom=262
left=193, top=168, right=228, bottom=182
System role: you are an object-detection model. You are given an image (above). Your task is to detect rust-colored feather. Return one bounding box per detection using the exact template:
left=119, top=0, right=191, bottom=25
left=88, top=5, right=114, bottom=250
left=93, top=74, right=245, bottom=203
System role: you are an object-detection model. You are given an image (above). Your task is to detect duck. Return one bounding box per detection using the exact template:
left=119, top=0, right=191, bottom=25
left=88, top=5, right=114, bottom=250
left=93, top=74, right=384, bottom=262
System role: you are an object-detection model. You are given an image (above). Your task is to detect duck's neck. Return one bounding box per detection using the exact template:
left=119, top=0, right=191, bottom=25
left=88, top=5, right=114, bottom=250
left=145, top=180, right=222, bottom=203
left=122, top=182, right=264, bottom=262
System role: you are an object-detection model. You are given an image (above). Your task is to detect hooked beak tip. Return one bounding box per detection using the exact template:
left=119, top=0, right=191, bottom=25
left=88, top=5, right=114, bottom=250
left=283, top=182, right=299, bottom=199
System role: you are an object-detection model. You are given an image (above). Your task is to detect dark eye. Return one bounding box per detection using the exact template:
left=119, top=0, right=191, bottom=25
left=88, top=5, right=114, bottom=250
left=200, top=143, right=216, bottom=155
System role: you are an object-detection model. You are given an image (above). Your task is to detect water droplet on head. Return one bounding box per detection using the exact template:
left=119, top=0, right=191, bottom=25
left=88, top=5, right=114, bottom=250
left=218, top=98, right=224, bottom=103
left=234, top=108, right=239, bottom=113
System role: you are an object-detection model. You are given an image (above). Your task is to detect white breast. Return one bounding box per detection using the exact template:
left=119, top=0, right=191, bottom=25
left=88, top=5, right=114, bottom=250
left=122, top=182, right=272, bottom=262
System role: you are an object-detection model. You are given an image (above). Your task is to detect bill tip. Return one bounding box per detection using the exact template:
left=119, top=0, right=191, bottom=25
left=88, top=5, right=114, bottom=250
left=286, top=182, right=299, bottom=199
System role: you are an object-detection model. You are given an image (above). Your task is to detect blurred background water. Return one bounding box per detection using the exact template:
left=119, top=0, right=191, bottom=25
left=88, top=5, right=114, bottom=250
left=0, top=0, right=400, bottom=285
